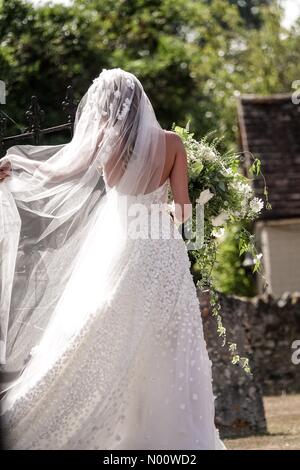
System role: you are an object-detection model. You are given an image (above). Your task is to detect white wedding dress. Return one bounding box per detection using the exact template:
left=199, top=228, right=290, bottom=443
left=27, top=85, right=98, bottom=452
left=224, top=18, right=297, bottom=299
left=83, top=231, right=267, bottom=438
left=2, top=178, right=224, bottom=450
left=1, top=68, right=225, bottom=450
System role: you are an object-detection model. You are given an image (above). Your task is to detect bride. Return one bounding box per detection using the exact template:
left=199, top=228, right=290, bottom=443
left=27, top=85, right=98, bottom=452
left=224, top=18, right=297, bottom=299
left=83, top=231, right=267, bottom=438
left=0, top=68, right=224, bottom=450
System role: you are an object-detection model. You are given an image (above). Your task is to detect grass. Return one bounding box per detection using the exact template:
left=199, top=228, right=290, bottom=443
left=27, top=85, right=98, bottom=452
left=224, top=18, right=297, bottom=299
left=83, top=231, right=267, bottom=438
left=224, top=394, right=300, bottom=450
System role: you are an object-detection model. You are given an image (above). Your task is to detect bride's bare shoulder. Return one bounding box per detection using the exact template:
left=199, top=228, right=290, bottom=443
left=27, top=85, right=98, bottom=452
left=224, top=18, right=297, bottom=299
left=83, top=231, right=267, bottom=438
left=162, top=130, right=186, bottom=178
left=164, top=129, right=182, bottom=142
left=163, top=130, right=184, bottom=151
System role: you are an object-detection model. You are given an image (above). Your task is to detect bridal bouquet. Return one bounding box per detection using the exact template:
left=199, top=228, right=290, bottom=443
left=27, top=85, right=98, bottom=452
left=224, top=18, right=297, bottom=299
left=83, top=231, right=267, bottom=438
left=174, top=123, right=271, bottom=373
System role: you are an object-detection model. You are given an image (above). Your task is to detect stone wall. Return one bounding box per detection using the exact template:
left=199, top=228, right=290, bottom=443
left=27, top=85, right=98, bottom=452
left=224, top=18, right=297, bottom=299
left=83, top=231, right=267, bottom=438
left=198, top=290, right=300, bottom=438
left=199, top=290, right=267, bottom=438
left=249, top=292, right=300, bottom=395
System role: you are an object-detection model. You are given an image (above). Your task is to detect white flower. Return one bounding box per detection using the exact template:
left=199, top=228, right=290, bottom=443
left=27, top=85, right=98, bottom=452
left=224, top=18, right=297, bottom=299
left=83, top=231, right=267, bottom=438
left=212, top=227, right=225, bottom=238
left=117, top=100, right=130, bottom=120
left=196, top=188, right=214, bottom=205
left=202, top=147, right=217, bottom=161
left=249, top=197, right=264, bottom=213
left=114, top=90, right=121, bottom=99
left=253, top=253, right=263, bottom=263
left=126, top=78, right=134, bottom=89
left=212, top=211, right=228, bottom=226
left=236, top=181, right=252, bottom=197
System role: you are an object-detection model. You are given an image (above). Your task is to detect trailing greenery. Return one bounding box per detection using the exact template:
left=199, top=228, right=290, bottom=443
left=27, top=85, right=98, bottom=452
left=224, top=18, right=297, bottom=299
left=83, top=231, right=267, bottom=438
left=174, top=123, right=271, bottom=373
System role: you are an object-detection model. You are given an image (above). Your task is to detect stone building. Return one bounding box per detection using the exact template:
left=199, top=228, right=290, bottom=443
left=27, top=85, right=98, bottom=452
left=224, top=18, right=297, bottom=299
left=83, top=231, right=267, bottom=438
left=237, top=94, right=300, bottom=297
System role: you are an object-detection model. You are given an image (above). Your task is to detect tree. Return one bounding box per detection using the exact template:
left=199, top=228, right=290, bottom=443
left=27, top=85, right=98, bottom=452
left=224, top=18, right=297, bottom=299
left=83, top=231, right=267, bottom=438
left=0, top=0, right=242, bottom=136
left=0, top=0, right=112, bottom=127
left=228, top=0, right=272, bottom=28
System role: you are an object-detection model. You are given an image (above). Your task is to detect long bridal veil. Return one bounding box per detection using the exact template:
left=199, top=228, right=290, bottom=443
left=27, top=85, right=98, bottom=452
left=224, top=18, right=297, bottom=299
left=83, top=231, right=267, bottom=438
left=0, top=68, right=166, bottom=395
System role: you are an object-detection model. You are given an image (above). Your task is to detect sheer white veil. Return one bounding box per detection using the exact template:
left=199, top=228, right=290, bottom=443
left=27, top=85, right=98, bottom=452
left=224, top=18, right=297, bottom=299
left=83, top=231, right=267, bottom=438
left=0, top=68, right=166, bottom=393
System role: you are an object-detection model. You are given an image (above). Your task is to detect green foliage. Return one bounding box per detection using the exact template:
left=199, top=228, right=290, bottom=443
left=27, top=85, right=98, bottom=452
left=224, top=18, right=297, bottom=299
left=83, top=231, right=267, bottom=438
left=212, top=222, right=256, bottom=297
left=228, top=0, right=272, bottom=28
left=1, top=0, right=299, bottom=145
left=174, top=123, right=270, bottom=372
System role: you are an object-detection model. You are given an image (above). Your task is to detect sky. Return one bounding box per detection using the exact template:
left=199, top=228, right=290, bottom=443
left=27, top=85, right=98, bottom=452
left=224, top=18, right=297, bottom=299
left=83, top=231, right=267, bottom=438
left=28, top=0, right=300, bottom=29
left=281, top=0, right=300, bottom=28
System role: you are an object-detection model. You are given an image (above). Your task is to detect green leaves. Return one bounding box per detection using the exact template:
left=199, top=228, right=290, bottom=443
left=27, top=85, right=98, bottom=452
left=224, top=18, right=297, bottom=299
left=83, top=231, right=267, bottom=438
left=249, top=157, right=261, bottom=176
left=191, top=161, right=204, bottom=177
left=2, top=0, right=298, bottom=152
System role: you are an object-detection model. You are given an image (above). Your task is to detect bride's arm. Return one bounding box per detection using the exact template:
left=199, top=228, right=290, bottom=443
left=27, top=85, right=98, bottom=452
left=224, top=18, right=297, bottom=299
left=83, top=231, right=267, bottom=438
left=169, top=133, right=192, bottom=223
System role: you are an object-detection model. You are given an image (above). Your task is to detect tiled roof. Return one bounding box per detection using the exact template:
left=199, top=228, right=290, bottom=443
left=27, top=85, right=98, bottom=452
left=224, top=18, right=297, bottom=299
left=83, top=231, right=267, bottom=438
left=237, top=94, right=300, bottom=220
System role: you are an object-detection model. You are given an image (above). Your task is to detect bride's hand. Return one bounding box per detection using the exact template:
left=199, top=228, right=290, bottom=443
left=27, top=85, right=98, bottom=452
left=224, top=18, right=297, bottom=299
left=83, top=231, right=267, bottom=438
left=0, top=161, right=12, bottom=182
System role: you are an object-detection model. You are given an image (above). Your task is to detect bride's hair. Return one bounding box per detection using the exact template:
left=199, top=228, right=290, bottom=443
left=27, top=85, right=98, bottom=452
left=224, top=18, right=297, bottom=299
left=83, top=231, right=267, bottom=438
left=100, top=69, right=144, bottom=172
left=89, top=69, right=147, bottom=185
